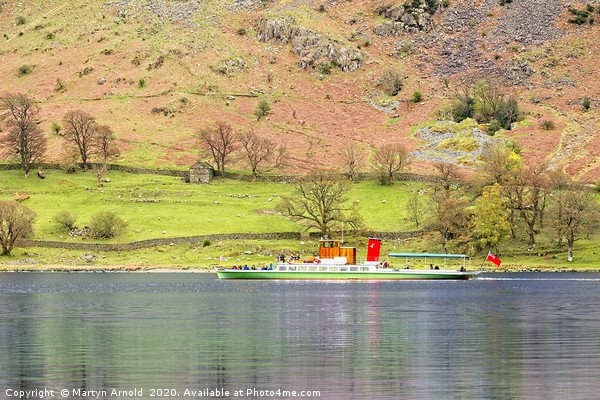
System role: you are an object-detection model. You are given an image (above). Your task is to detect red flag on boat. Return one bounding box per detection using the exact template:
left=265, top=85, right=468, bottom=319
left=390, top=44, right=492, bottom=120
left=486, top=251, right=501, bottom=267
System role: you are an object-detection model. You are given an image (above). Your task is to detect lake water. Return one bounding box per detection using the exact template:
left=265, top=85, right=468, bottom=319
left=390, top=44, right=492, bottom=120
left=1, top=272, right=600, bottom=399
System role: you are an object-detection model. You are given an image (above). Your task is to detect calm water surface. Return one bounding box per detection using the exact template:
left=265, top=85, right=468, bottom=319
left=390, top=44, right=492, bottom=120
left=1, top=272, right=600, bottom=399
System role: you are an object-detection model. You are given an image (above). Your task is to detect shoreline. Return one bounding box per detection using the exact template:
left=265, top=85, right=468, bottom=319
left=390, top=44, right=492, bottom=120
left=0, top=264, right=599, bottom=273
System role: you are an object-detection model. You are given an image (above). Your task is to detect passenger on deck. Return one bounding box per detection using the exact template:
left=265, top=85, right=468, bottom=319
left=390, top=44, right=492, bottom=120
left=434, top=266, right=439, bottom=270
left=261, top=266, right=267, bottom=270
left=268, top=264, right=274, bottom=270
left=279, top=252, right=285, bottom=262
left=383, top=261, right=389, bottom=268
left=232, top=265, right=238, bottom=270
left=243, top=265, right=249, bottom=270
left=460, top=266, right=466, bottom=272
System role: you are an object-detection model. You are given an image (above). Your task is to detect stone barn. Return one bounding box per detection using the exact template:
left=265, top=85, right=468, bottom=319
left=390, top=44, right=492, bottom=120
left=188, top=161, right=214, bottom=184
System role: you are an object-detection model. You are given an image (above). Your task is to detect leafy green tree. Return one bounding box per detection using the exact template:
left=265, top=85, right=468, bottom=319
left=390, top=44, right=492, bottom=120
left=472, top=183, right=511, bottom=253
left=451, top=87, right=474, bottom=122
left=0, top=201, right=36, bottom=256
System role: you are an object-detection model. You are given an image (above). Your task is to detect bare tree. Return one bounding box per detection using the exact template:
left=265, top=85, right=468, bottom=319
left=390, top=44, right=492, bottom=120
left=549, top=185, right=600, bottom=261
left=63, top=110, right=97, bottom=169
left=433, top=162, right=466, bottom=196
left=0, top=200, right=36, bottom=256
left=0, top=93, right=47, bottom=176
left=428, top=195, right=470, bottom=254
left=341, top=144, right=364, bottom=182
left=95, top=124, right=119, bottom=166
left=198, top=121, right=236, bottom=174
left=238, top=129, right=284, bottom=180
left=278, top=171, right=362, bottom=238
left=477, top=141, right=521, bottom=187
left=506, top=162, right=550, bottom=246
left=407, top=191, right=425, bottom=229
left=372, top=143, right=410, bottom=185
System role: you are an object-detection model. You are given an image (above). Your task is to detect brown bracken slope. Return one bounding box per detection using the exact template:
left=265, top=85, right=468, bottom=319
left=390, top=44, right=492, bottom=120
left=0, top=0, right=598, bottom=180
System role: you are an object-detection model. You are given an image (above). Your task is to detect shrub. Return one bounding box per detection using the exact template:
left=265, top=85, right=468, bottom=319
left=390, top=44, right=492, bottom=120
left=487, top=119, right=503, bottom=136
left=18, top=64, right=32, bottom=76
left=45, top=32, right=55, bottom=40
left=236, top=27, right=247, bottom=36
left=254, top=99, right=271, bottom=120
left=15, top=16, right=26, bottom=25
left=582, top=96, right=591, bottom=111
left=412, top=91, right=423, bottom=103
left=138, top=78, right=146, bottom=88
left=203, top=239, right=211, bottom=247
left=90, top=211, right=127, bottom=238
left=451, top=93, right=474, bottom=122
left=379, top=70, right=404, bottom=96
left=318, top=62, right=332, bottom=75
left=54, top=210, right=77, bottom=232
left=51, top=122, right=62, bottom=135
left=540, top=120, right=555, bottom=130
left=497, top=97, right=520, bottom=129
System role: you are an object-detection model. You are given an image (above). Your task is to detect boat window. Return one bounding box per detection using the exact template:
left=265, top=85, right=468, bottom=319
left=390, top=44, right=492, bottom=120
left=349, top=267, right=358, bottom=272
left=340, top=267, right=348, bottom=272
left=278, top=266, right=287, bottom=271
left=289, top=266, right=296, bottom=271
left=360, top=267, right=369, bottom=272
left=328, top=267, right=338, bottom=272
left=318, top=267, right=327, bottom=272
left=298, top=266, right=307, bottom=272
left=309, top=266, right=317, bottom=272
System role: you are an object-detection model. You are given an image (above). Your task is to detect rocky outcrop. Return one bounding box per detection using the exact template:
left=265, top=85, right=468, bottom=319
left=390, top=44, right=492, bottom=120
left=410, top=119, right=502, bottom=165
left=104, top=0, right=202, bottom=28
left=374, top=0, right=442, bottom=37
left=256, top=17, right=364, bottom=72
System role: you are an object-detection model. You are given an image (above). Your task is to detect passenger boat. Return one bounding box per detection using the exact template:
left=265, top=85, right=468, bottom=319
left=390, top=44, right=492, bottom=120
left=215, top=238, right=480, bottom=280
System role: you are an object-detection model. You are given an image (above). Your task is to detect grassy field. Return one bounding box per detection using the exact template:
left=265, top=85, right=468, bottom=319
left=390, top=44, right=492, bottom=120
left=0, top=169, right=422, bottom=241
left=0, top=169, right=599, bottom=271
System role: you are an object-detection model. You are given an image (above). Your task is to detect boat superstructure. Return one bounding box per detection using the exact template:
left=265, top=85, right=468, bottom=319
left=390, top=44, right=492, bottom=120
left=215, top=238, right=480, bottom=280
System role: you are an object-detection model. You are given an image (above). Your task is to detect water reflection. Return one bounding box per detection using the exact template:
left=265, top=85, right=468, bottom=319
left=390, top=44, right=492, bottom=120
left=0, top=273, right=599, bottom=399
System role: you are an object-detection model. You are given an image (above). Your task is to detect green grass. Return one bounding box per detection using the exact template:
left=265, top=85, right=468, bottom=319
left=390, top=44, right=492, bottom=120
left=0, top=170, right=418, bottom=243
left=1, top=170, right=599, bottom=271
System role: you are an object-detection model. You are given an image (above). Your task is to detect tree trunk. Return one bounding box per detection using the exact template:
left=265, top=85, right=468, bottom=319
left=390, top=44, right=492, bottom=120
left=568, top=247, right=573, bottom=262
left=509, top=209, right=517, bottom=239
left=567, top=233, right=574, bottom=261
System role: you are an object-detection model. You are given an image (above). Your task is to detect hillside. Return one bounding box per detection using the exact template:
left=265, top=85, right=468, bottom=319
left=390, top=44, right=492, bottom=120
left=1, top=0, right=599, bottom=180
